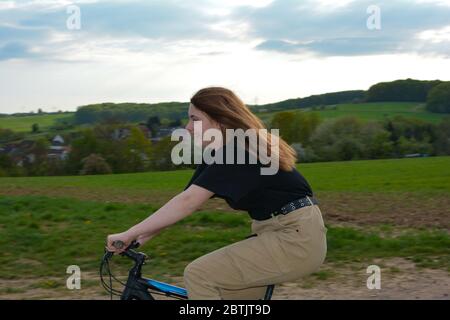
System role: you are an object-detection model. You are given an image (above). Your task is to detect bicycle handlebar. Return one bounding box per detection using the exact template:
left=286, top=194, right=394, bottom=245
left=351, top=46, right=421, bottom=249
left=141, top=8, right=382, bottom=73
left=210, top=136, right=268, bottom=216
left=111, top=240, right=140, bottom=251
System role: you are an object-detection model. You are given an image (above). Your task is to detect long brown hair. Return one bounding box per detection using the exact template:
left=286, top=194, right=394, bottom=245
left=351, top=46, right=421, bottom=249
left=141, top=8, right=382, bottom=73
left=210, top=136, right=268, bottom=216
left=190, top=87, right=297, bottom=171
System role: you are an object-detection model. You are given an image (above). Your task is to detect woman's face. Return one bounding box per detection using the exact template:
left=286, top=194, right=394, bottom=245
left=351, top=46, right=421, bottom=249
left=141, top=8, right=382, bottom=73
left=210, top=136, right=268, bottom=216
left=186, top=103, right=221, bottom=147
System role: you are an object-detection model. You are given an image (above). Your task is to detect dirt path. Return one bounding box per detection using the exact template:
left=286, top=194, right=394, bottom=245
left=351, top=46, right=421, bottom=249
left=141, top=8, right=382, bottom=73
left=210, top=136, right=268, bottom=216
left=1, top=258, right=448, bottom=300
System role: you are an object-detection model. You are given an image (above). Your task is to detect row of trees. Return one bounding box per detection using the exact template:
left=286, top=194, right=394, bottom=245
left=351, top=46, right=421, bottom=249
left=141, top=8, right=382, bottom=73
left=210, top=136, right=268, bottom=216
left=74, top=102, right=188, bottom=125
left=66, top=124, right=185, bottom=175
left=366, top=79, right=450, bottom=113
left=366, top=79, right=442, bottom=102
left=272, top=111, right=450, bottom=162
left=251, top=90, right=366, bottom=112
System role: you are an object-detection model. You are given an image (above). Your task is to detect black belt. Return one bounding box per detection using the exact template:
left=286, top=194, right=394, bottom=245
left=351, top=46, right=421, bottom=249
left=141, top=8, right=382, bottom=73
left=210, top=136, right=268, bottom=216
left=259, top=196, right=319, bottom=221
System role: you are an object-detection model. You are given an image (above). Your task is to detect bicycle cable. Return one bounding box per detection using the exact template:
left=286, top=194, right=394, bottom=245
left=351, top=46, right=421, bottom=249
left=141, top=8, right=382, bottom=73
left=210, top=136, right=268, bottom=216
left=100, top=251, right=186, bottom=300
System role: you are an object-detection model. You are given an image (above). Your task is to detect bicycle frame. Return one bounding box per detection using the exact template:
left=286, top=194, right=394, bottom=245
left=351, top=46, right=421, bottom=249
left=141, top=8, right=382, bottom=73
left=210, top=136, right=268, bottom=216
left=100, top=241, right=274, bottom=300
left=101, top=245, right=188, bottom=300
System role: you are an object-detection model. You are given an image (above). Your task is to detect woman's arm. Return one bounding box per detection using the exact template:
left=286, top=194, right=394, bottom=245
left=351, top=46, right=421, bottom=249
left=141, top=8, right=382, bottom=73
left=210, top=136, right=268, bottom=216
left=106, top=184, right=213, bottom=252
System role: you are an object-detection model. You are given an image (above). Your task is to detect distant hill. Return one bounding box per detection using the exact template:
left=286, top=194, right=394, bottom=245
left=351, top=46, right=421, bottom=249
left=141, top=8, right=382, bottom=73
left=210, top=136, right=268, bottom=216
left=256, top=102, right=446, bottom=125
left=366, top=78, right=443, bottom=102
left=249, top=90, right=366, bottom=112
left=1, top=78, right=448, bottom=134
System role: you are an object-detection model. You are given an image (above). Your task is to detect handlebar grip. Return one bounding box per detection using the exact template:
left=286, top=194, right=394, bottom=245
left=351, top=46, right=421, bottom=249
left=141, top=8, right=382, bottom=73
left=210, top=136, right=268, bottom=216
left=112, top=240, right=125, bottom=249
left=112, top=240, right=140, bottom=250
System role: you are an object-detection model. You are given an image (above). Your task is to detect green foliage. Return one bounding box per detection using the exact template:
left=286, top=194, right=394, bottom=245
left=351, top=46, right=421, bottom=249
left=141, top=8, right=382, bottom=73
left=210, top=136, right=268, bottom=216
left=383, top=116, right=437, bottom=156
left=80, top=153, right=112, bottom=175
left=426, top=81, right=450, bottom=113
left=0, top=128, right=24, bottom=143
left=367, top=79, right=442, bottom=102
left=74, top=102, right=189, bottom=125
left=31, top=123, right=40, bottom=133
left=251, top=90, right=366, bottom=112
left=433, top=116, right=450, bottom=155
left=309, top=117, right=393, bottom=161
left=270, top=111, right=321, bottom=145
left=149, top=136, right=178, bottom=171
left=146, top=116, right=161, bottom=136
left=22, top=138, right=51, bottom=177
left=124, top=127, right=153, bottom=172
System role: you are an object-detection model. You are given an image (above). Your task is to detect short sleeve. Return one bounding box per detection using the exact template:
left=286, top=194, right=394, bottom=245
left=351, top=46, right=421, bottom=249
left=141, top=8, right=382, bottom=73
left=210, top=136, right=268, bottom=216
left=190, top=163, right=262, bottom=203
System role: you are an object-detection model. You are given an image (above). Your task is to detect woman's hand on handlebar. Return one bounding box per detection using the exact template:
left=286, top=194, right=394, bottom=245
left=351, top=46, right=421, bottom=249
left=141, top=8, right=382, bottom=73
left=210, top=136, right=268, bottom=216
left=106, top=231, right=135, bottom=254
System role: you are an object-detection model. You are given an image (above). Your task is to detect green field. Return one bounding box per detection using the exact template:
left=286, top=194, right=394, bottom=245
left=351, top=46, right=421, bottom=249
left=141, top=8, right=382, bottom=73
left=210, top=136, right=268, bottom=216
left=0, top=156, right=449, bottom=194
left=0, top=113, right=74, bottom=133
left=0, top=155, right=449, bottom=299
left=256, top=102, right=447, bottom=124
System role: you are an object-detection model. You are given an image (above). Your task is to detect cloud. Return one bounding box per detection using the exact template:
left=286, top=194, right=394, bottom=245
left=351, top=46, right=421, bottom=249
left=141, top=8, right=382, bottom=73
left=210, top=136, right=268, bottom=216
left=0, top=0, right=239, bottom=61
left=0, top=41, right=34, bottom=60
left=1, top=0, right=450, bottom=61
left=231, top=0, right=450, bottom=57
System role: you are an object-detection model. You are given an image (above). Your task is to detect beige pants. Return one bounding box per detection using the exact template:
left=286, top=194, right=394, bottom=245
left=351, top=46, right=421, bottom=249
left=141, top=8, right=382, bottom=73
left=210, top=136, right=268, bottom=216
left=183, top=200, right=328, bottom=299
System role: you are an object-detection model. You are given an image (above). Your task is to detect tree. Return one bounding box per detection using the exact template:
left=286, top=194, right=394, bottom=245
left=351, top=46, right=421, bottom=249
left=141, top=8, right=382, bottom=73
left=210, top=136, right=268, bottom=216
left=169, top=118, right=182, bottom=127
left=31, top=123, right=40, bottom=133
left=66, top=129, right=100, bottom=174
left=271, top=111, right=297, bottom=144
left=433, top=116, right=450, bottom=155
left=426, top=82, right=450, bottom=113
left=382, top=116, right=437, bottom=156
left=23, top=138, right=50, bottom=176
left=149, top=137, right=178, bottom=171
left=146, top=116, right=161, bottom=136
left=270, top=111, right=321, bottom=145
left=0, top=154, right=24, bottom=177
left=124, top=127, right=152, bottom=172
left=79, top=153, right=112, bottom=175
left=367, top=79, right=442, bottom=102
left=0, top=128, right=24, bottom=143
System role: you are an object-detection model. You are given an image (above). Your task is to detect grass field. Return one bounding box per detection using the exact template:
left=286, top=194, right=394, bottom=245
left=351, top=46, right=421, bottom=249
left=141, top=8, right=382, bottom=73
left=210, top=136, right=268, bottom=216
left=0, top=156, right=449, bottom=299
left=256, top=102, right=447, bottom=124
left=0, top=156, right=448, bottom=194
left=0, top=113, right=74, bottom=133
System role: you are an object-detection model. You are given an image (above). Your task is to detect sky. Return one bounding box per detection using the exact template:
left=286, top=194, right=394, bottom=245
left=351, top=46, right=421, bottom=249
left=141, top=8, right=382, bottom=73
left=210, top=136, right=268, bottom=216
left=0, top=0, right=450, bottom=114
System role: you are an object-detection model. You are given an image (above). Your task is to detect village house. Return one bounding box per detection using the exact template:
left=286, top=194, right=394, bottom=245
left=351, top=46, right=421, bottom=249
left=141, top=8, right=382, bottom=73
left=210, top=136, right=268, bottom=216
left=47, top=135, right=71, bottom=161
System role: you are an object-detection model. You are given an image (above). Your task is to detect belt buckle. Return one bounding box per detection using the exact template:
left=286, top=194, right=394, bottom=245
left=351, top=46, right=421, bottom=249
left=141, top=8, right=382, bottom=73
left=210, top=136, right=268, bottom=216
left=281, top=205, right=290, bottom=215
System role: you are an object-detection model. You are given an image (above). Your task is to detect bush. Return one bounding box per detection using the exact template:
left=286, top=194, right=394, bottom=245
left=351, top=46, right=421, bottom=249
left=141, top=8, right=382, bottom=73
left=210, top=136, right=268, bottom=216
left=79, top=153, right=112, bottom=175
left=309, top=117, right=394, bottom=161
left=291, top=143, right=319, bottom=163
left=433, top=116, right=450, bottom=155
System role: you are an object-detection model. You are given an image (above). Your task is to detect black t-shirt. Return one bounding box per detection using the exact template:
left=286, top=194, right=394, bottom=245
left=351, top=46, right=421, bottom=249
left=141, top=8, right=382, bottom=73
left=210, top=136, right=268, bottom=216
left=184, top=143, right=314, bottom=220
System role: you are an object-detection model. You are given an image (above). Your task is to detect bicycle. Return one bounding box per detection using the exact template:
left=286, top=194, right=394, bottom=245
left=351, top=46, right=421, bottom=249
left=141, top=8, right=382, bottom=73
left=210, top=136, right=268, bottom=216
left=100, top=240, right=274, bottom=300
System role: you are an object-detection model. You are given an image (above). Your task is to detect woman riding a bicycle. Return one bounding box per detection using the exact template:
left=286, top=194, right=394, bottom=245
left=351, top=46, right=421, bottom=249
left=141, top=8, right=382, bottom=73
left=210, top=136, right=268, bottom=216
left=106, top=87, right=327, bottom=300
